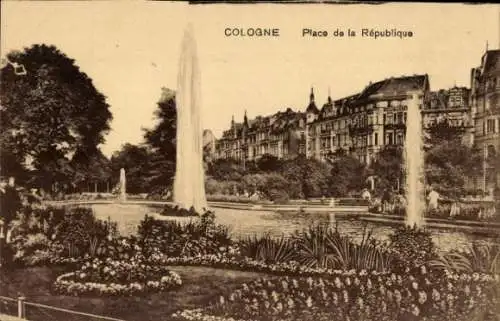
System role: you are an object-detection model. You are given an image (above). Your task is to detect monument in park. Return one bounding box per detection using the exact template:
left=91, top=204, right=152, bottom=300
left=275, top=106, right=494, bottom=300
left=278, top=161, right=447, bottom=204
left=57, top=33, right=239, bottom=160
left=172, top=24, right=207, bottom=214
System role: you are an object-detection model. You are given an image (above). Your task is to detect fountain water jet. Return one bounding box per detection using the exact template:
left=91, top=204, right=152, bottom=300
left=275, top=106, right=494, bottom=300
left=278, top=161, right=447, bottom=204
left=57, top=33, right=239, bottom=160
left=119, top=168, right=127, bottom=202
left=404, top=92, right=425, bottom=227
left=173, top=24, right=207, bottom=213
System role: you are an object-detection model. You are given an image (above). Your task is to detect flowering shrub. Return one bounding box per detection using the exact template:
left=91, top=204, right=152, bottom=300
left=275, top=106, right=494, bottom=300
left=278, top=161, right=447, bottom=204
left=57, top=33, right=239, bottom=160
left=10, top=233, right=52, bottom=266
left=173, top=269, right=500, bottom=321
left=137, top=215, right=232, bottom=257
left=389, top=226, right=437, bottom=273
left=53, top=256, right=182, bottom=296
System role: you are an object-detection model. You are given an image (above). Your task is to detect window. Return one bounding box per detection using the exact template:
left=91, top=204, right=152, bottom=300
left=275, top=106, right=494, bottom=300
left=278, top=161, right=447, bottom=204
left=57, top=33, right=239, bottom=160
left=397, top=133, right=404, bottom=145
left=375, top=133, right=379, bottom=146
left=387, top=134, right=393, bottom=145
left=487, top=145, right=496, bottom=158
left=487, top=119, right=496, bottom=133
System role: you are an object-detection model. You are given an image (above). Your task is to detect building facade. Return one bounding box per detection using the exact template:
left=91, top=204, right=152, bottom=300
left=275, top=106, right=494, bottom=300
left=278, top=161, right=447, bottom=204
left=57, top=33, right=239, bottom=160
left=306, top=75, right=430, bottom=164
left=214, top=75, right=477, bottom=168
left=422, top=86, right=474, bottom=146
left=470, top=49, right=500, bottom=194
left=214, top=108, right=307, bottom=162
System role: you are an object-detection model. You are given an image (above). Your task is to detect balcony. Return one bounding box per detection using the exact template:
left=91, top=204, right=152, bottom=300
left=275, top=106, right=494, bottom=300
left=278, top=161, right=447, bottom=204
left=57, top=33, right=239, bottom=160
left=383, top=123, right=406, bottom=130
left=348, top=124, right=374, bottom=135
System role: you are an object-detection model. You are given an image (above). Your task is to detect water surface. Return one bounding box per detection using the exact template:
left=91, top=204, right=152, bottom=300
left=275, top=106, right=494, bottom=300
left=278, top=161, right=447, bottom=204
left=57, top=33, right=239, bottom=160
left=89, top=203, right=499, bottom=253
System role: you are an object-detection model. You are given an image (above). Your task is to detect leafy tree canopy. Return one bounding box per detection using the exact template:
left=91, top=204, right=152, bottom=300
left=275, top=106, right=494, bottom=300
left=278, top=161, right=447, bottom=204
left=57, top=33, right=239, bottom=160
left=1, top=44, right=112, bottom=187
left=425, top=120, right=466, bottom=149
left=110, top=143, right=153, bottom=194
left=329, top=154, right=367, bottom=197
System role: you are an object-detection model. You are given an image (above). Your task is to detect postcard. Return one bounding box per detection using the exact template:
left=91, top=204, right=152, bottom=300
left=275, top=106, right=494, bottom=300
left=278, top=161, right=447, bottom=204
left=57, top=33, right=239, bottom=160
left=0, top=2, right=499, bottom=321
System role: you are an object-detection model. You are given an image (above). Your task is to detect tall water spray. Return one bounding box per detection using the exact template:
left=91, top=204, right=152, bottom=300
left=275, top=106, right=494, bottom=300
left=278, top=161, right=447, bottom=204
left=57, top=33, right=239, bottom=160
left=173, top=24, right=207, bottom=213
left=404, top=92, right=425, bottom=227
left=119, top=168, right=127, bottom=202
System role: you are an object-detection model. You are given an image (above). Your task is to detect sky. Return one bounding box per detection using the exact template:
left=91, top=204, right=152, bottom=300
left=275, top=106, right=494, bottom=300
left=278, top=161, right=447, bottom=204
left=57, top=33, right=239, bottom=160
left=1, top=2, right=499, bottom=157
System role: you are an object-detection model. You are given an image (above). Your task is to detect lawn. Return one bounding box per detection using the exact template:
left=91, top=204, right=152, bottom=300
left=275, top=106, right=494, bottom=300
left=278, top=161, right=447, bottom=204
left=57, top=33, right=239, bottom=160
left=0, top=265, right=266, bottom=321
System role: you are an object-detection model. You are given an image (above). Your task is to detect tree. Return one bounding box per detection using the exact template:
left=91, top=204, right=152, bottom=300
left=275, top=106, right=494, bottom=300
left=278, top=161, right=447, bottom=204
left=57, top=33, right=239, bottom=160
left=144, top=87, right=176, bottom=157
left=109, top=144, right=152, bottom=194
left=329, top=154, right=367, bottom=197
left=256, top=154, right=283, bottom=172
left=142, top=88, right=177, bottom=193
left=425, top=140, right=482, bottom=197
left=207, top=158, right=245, bottom=181
left=0, top=44, right=112, bottom=189
left=281, top=156, right=330, bottom=199
left=370, top=145, right=404, bottom=195
left=71, top=147, right=112, bottom=193
left=425, top=121, right=465, bottom=149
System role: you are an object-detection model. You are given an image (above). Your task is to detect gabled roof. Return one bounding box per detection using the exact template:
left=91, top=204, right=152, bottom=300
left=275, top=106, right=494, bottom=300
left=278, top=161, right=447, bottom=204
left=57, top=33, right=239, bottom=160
left=357, top=75, right=428, bottom=100
left=482, top=50, right=500, bottom=76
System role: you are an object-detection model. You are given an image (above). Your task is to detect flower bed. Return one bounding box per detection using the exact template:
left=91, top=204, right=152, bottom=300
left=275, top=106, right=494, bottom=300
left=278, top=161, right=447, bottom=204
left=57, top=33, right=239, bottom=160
left=53, top=256, right=182, bottom=296
left=172, top=270, right=500, bottom=321
left=149, top=250, right=394, bottom=279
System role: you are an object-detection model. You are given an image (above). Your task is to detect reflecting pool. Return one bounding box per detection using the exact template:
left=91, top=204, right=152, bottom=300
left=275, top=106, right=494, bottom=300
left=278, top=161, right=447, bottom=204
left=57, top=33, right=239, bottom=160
left=88, top=203, right=499, bottom=253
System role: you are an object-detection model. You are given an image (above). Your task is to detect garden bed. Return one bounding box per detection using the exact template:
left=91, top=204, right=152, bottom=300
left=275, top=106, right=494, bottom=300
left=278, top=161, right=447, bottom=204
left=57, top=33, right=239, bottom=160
left=0, top=266, right=265, bottom=321
left=4, top=205, right=500, bottom=321
left=53, top=256, right=182, bottom=296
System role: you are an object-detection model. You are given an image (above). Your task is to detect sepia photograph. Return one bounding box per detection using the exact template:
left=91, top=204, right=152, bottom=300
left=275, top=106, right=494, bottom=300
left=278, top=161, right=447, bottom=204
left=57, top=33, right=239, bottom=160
left=0, top=1, right=499, bottom=320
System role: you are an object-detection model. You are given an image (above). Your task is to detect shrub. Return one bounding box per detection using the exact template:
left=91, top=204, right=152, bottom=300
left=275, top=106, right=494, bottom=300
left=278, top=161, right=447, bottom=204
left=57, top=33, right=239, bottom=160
left=137, top=214, right=232, bottom=257
left=293, top=225, right=334, bottom=269
left=239, top=234, right=296, bottom=265
left=8, top=206, right=118, bottom=265
left=326, top=226, right=393, bottom=272
left=52, top=207, right=117, bottom=258
left=389, top=226, right=437, bottom=273
left=10, top=233, right=51, bottom=266
left=160, top=204, right=199, bottom=217
left=429, top=242, right=500, bottom=274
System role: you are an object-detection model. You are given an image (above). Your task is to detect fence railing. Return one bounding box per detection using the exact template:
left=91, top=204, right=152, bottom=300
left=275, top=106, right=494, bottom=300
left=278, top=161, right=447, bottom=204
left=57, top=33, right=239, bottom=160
left=0, top=296, right=126, bottom=321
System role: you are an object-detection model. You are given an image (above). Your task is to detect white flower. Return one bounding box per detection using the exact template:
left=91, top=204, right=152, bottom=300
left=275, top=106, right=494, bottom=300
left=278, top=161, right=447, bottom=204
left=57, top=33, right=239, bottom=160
left=306, top=296, right=313, bottom=308
left=418, top=291, right=427, bottom=304
left=411, top=304, right=420, bottom=316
